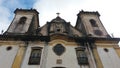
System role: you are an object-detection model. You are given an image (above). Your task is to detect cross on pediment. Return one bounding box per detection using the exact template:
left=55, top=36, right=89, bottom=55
left=56, top=12, right=60, bottom=16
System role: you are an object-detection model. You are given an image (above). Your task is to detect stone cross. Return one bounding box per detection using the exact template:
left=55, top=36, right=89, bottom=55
left=56, top=12, right=60, bottom=16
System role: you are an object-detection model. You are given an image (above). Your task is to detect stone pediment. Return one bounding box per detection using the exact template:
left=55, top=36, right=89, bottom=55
left=38, top=16, right=83, bottom=37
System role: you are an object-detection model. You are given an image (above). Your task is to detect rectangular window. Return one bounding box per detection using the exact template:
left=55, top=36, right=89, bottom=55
left=77, top=51, right=88, bottom=65
left=28, top=47, right=42, bottom=65
left=75, top=47, right=88, bottom=65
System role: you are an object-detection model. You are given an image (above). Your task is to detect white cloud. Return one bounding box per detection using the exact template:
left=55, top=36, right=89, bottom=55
left=0, top=6, right=11, bottom=34
left=0, top=0, right=119, bottom=37
left=0, top=0, right=29, bottom=34
left=33, top=0, right=120, bottom=37
left=33, top=0, right=85, bottom=25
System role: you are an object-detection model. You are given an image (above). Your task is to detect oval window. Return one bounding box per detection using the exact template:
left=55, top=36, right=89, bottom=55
left=53, top=44, right=65, bottom=56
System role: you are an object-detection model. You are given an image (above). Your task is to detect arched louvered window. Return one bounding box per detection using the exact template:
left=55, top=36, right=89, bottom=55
left=75, top=46, right=88, bottom=65
left=89, top=19, right=98, bottom=27
left=94, top=30, right=103, bottom=36
left=19, top=16, right=27, bottom=24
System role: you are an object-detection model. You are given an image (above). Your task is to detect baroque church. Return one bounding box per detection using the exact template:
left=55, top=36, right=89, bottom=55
left=0, top=8, right=120, bottom=68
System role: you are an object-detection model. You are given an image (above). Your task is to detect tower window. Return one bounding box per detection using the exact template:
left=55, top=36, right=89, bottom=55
left=53, top=44, right=65, bottom=56
left=94, top=30, right=103, bottom=36
left=19, top=16, right=27, bottom=24
left=28, top=47, right=42, bottom=65
left=89, top=19, right=98, bottom=27
left=75, top=46, right=88, bottom=65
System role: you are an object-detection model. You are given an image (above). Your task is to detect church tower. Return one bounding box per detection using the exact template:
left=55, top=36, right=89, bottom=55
left=0, top=9, right=120, bottom=68
left=75, top=10, right=109, bottom=37
left=75, top=10, right=120, bottom=68
left=5, top=8, right=39, bottom=35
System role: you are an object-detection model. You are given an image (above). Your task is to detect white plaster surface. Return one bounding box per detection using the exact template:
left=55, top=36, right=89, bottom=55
left=21, top=42, right=81, bottom=68
left=45, top=45, right=80, bottom=68
left=97, top=47, right=120, bottom=68
left=0, top=45, right=19, bottom=68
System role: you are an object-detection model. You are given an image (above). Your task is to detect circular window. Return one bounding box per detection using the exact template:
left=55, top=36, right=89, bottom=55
left=53, top=44, right=65, bottom=56
left=104, top=48, right=109, bottom=52
left=6, top=46, right=12, bottom=51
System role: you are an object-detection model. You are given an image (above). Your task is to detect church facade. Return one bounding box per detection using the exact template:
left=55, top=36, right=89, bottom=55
left=0, top=8, right=120, bottom=68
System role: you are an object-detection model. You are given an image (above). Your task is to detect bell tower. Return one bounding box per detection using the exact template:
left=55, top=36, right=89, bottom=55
left=5, top=8, right=39, bottom=35
left=75, top=10, right=110, bottom=37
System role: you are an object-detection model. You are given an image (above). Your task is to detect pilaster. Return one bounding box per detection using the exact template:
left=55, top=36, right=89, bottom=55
left=12, top=43, right=27, bottom=68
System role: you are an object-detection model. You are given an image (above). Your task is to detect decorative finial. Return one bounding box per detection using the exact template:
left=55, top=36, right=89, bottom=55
left=111, top=33, right=114, bottom=38
left=1, top=30, right=4, bottom=34
left=56, top=12, right=60, bottom=16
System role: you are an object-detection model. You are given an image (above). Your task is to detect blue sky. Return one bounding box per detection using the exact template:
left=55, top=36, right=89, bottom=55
left=0, top=0, right=36, bottom=33
left=0, top=0, right=120, bottom=38
left=0, top=0, right=36, bottom=19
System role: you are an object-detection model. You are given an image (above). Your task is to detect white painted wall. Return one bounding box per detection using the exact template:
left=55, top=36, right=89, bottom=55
left=45, top=45, right=80, bottom=68
left=21, top=40, right=93, bottom=68
left=0, top=45, right=19, bottom=68
left=21, top=42, right=81, bottom=68
left=97, top=47, right=120, bottom=68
